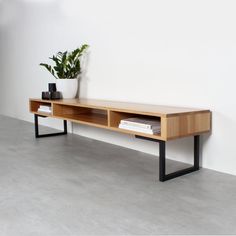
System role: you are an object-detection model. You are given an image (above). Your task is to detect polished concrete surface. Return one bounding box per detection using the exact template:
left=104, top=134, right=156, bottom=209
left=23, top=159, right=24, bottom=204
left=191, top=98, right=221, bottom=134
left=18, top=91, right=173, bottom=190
left=0, top=115, right=235, bottom=235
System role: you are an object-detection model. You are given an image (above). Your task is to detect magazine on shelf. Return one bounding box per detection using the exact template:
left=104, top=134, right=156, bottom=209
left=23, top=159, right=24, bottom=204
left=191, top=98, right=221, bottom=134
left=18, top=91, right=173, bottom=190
left=37, top=105, right=52, bottom=114
left=119, top=123, right=160, bottom=135
left=37, top=109, right=52, bottom=114
left=39, top=105, right=51, bottom=110
left=120, top=117, right=160, bottom=129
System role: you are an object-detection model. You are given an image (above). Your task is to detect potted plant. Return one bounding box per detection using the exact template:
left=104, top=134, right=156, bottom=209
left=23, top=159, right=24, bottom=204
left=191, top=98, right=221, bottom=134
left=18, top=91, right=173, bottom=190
left=40, top=44, right=89, bottom=99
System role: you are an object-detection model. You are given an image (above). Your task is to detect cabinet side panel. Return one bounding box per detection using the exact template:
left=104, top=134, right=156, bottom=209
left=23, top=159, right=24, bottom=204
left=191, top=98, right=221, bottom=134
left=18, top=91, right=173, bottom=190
left=161, top=117, right=168, bottom=140
left=166, top=112, right=211, bottom=140
left=29, top=100, right=52, bottom=113
left=109, top=111, right=132, bottom=127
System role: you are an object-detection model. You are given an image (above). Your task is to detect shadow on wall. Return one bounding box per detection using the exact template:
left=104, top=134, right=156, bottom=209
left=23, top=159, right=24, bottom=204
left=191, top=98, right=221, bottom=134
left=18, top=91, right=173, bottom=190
left=0, top=0, right=89, bottom=89
left=167, top=134, right=209, bottom=168
left=0, top=0, right=18, bottom=27
left=0, top=0, right=64, bottom=116
left=0, top=0, right=90, bottom=106
left=0, top=0, right=86, bottom=28
left=77, top=50, right=91, bottom=98
left=0, top=0, right=61, bottom=27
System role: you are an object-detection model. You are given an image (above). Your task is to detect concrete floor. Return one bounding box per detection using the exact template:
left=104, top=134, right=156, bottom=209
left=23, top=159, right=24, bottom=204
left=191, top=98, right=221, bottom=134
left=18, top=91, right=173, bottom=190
left=0, top=115, right=235, bottom=236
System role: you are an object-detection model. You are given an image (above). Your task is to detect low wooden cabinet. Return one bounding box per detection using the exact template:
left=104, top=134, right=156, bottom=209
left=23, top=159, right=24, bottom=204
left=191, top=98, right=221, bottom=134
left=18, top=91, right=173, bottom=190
left=29, top=98, right=211, bottom=182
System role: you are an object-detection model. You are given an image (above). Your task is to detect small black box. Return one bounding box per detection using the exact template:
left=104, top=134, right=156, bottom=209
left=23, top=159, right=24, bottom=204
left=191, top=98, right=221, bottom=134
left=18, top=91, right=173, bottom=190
left=42, top=91, right=51, bottom=100
left=42, top=91, right=61, bottom=100
left=50, top=91, right=61, bottom=100
left=48, top=83, right=57, bottom=92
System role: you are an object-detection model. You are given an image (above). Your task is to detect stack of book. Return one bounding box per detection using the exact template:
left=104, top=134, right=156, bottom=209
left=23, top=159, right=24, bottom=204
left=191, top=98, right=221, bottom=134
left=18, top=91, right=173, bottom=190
left=37, top=105, right=52, bottom=114
left=119, top=117, right=161, bottom=134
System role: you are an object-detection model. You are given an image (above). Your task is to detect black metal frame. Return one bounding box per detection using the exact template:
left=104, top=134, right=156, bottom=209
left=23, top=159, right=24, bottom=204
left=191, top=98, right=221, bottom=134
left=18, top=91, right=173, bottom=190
left=135, top=135, right=200, bottom=182
left=34, top=113, right=199, bottom=181
left=34, top=114, right=67, bottom=138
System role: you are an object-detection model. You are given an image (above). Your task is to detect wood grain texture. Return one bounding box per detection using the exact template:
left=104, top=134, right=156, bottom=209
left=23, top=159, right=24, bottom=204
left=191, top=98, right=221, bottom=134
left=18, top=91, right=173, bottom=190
left=54, top=104, right=92, bottom=116
left=29, top=98, right=211, bottom=141
left=30, top=98, right=209, bottom=117
left=165, top=112, right=211, bottom=140
left=109, top=111, right=137, bottom=127
left=29, top=100, right=52, bottom=113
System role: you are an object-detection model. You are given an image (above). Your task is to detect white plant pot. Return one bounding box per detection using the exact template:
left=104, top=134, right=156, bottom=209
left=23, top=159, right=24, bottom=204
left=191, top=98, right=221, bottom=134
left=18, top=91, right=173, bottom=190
left=56, top=78, right=78, bottom=99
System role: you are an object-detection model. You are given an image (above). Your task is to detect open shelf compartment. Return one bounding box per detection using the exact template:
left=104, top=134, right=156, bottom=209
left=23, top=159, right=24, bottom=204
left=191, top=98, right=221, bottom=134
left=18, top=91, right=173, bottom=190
left=109, top=110, right=162, bottom=138
left=29, top=100, right=52, bottom=115
left=53, top=104, right=108, bottom=127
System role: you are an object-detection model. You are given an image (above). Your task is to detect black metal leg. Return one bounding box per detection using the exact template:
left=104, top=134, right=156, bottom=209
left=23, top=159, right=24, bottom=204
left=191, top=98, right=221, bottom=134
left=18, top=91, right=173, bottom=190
left=34, top=114, right=39, bottom=138
left=159, top=135, right=200, bottom=182
left=34, top=114, right=67, bottom=138
left=159, top=140, right=166, bottom=182
left=63, top=120, right=68, bottom=134
left=194, top=135, right=200, bottom=170
left=135, top=135, right=201, bottom=182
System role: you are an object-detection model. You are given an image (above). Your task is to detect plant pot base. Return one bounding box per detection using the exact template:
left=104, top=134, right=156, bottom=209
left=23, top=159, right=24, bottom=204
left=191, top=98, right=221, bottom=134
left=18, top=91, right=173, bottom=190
left=56, top=79, right=78, bottom=99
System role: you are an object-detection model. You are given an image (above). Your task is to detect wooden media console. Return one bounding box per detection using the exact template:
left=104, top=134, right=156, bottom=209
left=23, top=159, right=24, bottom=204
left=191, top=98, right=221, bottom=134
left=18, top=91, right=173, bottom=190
left=29, top=98, right=211, bottom=182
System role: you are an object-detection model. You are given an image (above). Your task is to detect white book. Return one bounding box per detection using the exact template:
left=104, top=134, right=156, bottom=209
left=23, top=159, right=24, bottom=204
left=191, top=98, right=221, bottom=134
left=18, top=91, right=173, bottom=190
left=39, top=105, right=51, bottom=111
left=119, top=123, right=160, bottom=134
left=120, top=117, right=160, bottom=129
left=38, top=108, right=52, bottom=114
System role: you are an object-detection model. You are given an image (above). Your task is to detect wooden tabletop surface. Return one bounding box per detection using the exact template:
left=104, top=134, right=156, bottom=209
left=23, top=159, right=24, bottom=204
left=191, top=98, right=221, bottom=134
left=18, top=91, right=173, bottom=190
left=30, top=98, right=210, bottom=117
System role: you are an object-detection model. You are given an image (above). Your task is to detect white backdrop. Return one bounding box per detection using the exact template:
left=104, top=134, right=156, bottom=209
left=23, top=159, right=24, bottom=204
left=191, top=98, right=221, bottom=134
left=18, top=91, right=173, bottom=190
left=0, top=0, right=236, bottom=175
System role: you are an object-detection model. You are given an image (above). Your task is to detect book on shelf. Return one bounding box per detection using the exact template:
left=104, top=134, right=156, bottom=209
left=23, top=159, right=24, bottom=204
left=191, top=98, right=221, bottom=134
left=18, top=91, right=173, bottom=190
left=39, top=105, right=51, bottom=110
left=119, top=123, right=160, bottom=135
left=120, top=117, right=160, bottom=129
left=37, top=105, right=52, bottom=114
left=37, top=109, right=52, bottom=114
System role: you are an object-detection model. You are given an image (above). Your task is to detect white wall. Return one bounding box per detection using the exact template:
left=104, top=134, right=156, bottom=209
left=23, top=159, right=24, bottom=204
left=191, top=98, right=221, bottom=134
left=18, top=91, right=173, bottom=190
left=0, top=0, right=236, bottom=175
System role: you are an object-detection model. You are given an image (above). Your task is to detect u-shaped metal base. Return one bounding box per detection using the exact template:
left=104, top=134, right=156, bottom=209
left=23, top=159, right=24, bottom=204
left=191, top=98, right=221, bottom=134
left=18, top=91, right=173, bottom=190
left=135, top=135, right=200, bottom=182
left=34, top=114, right=67, bottom=138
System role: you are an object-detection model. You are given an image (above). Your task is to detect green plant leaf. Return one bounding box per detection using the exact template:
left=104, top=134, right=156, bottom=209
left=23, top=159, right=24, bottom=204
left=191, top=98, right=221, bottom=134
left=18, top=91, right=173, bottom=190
left=39, top=44, right=88, bottom=79
left=39, top=63, right=58, bottom=79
